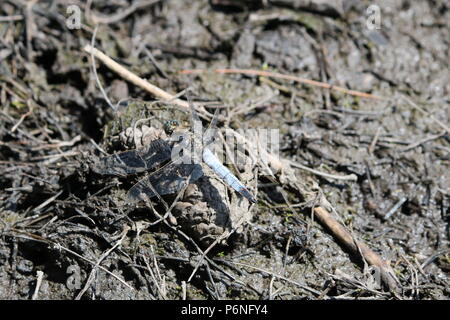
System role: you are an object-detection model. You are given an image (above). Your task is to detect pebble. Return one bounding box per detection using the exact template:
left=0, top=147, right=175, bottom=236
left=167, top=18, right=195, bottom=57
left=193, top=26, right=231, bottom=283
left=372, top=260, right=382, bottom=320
left=17, top=259, right=34, bottom=275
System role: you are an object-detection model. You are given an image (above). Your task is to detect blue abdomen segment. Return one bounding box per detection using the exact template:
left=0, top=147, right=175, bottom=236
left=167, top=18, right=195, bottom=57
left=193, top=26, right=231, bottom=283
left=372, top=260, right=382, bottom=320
left=202, top=148, right=256, bottom=203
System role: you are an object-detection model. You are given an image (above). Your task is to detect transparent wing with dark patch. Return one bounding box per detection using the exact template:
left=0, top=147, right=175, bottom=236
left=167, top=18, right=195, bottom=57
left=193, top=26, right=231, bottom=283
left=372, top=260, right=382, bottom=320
left=92, top=139, right=172, bottom=176
left=126, top=161, right=204, bottom=202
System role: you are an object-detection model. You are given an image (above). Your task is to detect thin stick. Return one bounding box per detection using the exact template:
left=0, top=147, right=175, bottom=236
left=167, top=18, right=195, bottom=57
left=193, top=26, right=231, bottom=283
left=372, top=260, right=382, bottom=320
left=230, top=128, right=357, bottom=181
left=313, top=206, right=399, bottom=292
left=144, top=48, right=170, bottom=79
left=421, top=250, right=450, bottom=270
left=31, top=270, right=44, bottom=300
left=30, top=151, right=80, bottom=162
left=0, top=15, right=24, bottom=22
left=91, top=0, right=161, bottom=24
left=25, top=0, right=38, bottom=61
left=402, top=96, right=450, bottom=134
left=383, top=196, right=407, bottom=220
left=180, top=68, right=385, bottom=100
left=31, top=135, right=81, bottom=151
left=187, top=227, right=236, bottom=283
left=228, top=261, right=322, bottom=296
left=400, top=132, right=446, bottom=152
left=368, top=127, right=382, bottom=155
left=32, top=191, right=63, bottom=213
left=75, top=225, right=130, bottom=300
left=83, top=44, right=189, bottom=108
left=9, top=230, right=133, bottom=291
left=181, top=281, right=187, bottom=300
left=89, top=26, right=116, bottom=111
left=289, top=160, right=358, bottom=181
left=143, top=250, right=167, bottom=300
left=11, top=104, right=33, bottom=132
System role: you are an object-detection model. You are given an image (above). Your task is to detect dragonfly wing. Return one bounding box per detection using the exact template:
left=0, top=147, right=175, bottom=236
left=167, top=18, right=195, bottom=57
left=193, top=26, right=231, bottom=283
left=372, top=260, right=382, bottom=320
left=203, top=107, right=220, bottom=148
left=127, top=162, right=204, bottom=202
left=186, top=89, right=201, bottom=127
left=203, top=148, right=256, bottom=203
left=92, top=139, right=172, bottom=176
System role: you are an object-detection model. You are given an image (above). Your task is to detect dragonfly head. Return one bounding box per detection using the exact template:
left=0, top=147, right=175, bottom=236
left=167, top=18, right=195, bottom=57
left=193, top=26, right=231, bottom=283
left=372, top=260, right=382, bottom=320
left=163, top=120, right=180, bottom=135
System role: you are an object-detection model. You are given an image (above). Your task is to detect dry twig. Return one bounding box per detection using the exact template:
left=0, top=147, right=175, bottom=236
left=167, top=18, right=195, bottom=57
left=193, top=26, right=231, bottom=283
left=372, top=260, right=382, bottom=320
left=31, top=270, right=44, bottom=300
left=75, top=225, right=131, bottom=300
left=83, top=44, right=189, bottom=108
left=180, top=69, right=385, bottom=100
left=313, top=206, right=399, bottom=292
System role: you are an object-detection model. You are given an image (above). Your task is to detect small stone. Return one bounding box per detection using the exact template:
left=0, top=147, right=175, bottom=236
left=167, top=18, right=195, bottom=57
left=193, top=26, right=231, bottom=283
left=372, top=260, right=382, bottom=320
left=17, top=259, right=34, bottom=275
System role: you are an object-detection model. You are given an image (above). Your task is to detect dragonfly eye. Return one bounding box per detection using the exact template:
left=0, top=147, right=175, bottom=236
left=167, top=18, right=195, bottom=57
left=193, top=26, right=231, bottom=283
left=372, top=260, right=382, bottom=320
left=163, top=120, right=180, bottom=134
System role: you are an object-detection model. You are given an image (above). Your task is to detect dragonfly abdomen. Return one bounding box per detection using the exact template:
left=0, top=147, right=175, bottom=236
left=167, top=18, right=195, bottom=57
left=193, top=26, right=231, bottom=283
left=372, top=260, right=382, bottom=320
left=202, top=148, right=256, bottom=203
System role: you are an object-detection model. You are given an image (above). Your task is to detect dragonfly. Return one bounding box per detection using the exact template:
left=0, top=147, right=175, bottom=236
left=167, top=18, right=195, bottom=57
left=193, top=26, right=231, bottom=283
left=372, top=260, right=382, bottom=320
left=92, top=93, right=257, bottom=204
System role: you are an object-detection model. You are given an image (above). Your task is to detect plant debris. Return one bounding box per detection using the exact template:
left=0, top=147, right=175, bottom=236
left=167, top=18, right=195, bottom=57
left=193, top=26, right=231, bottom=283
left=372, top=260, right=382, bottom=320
left=0, top=0, right=448, bottom=300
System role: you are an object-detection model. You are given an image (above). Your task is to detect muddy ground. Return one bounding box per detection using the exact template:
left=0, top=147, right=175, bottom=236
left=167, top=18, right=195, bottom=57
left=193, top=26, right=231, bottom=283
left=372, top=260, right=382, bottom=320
left=0, top=0, right=448, bottom=300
